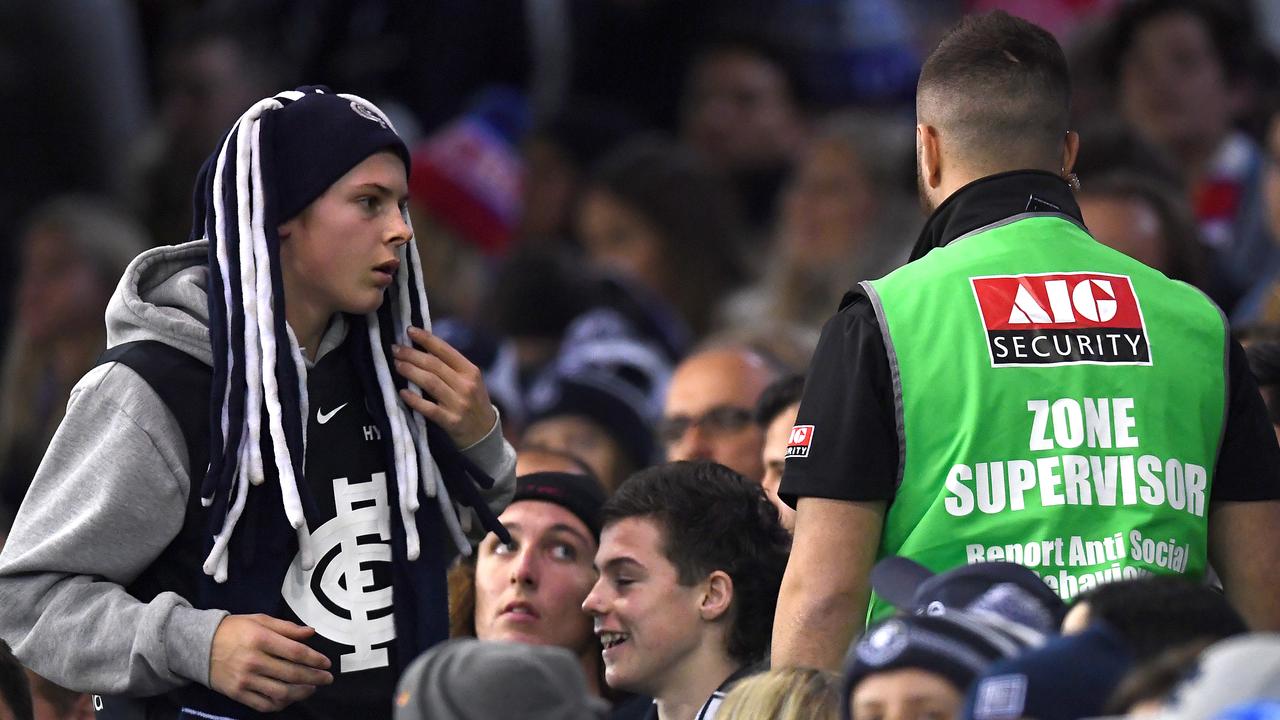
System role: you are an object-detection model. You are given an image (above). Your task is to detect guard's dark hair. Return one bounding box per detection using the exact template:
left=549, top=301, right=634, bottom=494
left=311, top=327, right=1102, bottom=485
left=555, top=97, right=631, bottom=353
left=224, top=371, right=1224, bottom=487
left=1070, top=576, right=1246, bottom=662
left=603, top=460, right=791, bottom=663
left=0, top=638, right=33, bottom=720
left=917, top=11, right=1070, bottom=170
left=755, top=373, right=806, bottom=428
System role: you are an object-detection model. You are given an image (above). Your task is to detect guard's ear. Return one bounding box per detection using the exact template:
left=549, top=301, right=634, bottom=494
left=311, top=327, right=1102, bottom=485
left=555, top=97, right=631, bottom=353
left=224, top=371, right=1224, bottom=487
left=700, top=570, right=734, bottom=622
left=918, top=123, right=944, bottom=191
left=1061, top=130, right=1081, bottom=176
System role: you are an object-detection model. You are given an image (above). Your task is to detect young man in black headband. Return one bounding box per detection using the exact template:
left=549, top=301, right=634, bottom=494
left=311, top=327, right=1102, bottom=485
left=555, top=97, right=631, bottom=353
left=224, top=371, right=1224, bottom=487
left=0, top=87, right=516, bottom=718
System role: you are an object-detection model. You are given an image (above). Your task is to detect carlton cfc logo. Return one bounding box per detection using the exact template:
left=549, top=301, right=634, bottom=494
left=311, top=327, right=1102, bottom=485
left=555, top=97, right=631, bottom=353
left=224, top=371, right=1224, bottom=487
left=970, top=272, right=1151, bottom=367
left=282, top=475, right=395, bottom=673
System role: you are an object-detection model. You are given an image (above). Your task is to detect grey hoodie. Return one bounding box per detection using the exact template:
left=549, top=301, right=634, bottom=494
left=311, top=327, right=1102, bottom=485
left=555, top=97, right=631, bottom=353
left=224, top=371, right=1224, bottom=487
left=0, top=240, right=516, bottom=695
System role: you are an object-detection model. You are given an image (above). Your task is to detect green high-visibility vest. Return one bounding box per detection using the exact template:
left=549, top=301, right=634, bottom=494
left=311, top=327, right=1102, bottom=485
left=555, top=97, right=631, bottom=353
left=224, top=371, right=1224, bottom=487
left=863, top=213, right=1227, bottom=624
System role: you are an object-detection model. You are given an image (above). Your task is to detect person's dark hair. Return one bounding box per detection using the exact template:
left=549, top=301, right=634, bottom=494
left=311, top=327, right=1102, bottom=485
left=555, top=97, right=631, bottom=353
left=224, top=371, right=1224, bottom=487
left=917, top=11, right=1071, bottom=170
left=1244, top=338, right=1280, bottom=423
left=517, top=444, right=599, bottom=478
left=685, top=33, right=813, bottom=112
left=1070, top=576, right=1246, bottom=662
left=1245, top=338, right=1280, bottom=387
left=0, top=638, right=33, bottom=720
left=603, top=460, right=791, bottom=663
left=1076, top=171, right=1208, bottom=288
left=1071, top=122, right=1184, bottom=191
left=161, top=8, right=294, bottom=92
left=1100, top=0, right=1252, bottom=84
left=755, top=374, right=806, bottom=428
left=1103, top=640, right=1213, bottom=715
left=586, top=137, right=749, bottom=336
left=489, top=250, right=596, bottom=340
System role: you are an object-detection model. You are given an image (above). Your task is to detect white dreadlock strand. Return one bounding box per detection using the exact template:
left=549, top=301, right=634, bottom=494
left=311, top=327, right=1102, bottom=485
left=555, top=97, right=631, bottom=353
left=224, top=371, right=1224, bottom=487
left=367, top=312, right=422, bottom=559
left=399, top=234, right=474, bottom=552
left=204, top=98, right=277, bottom=579
left=289, top=324, right=309, bottom=463
left=236, top=107, right=267, bottom=491
left=394, top=240, right=441, bottom=501
left=248, top=117, right=317, bottom=568
left=202, top=94, right=325, bottom=579
left=404, top=221, right=435, bottom=330
left=203, top=426, right=253, bottom=581
left=249, top=119, right=306, bottom=520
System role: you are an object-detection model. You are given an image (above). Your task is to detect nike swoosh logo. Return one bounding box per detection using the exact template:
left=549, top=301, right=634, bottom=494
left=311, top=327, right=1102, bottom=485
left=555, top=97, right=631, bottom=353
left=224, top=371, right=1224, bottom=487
left=316, top=403, right=348, bottom=425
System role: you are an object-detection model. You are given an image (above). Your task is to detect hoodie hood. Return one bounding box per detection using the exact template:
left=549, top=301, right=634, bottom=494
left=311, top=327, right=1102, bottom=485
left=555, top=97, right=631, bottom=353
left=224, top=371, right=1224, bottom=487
left=106, top=240, right=215, bottom=366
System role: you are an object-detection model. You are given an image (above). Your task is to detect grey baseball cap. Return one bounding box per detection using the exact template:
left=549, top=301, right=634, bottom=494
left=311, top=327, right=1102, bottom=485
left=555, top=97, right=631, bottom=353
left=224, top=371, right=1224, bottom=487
left=395, top=639, right=610, bottom=720
left=1148, top=634, right=1280, bottom=720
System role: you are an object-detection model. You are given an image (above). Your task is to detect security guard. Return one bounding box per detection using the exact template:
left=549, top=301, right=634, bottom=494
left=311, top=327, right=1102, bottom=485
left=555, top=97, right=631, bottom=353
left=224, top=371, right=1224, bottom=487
left=772, top=11, right=1280, bottom=672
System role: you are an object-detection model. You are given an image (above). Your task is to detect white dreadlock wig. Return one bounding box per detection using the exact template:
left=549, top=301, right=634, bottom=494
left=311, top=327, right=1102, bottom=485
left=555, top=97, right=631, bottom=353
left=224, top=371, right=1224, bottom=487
left=193, top=87, right=474, bottom=583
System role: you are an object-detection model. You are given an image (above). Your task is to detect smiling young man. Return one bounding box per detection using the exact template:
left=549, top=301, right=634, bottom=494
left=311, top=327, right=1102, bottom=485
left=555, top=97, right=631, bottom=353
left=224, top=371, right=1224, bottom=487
left=0, top=87, right=516, bottom=719
left=583, top=461, right=790, bottom=720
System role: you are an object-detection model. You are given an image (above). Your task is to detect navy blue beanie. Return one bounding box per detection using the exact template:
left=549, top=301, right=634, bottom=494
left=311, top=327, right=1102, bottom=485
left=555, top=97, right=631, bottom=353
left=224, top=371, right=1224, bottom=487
left=843, top=612, right=1034, bottom=720
left=265, top=86, right=411, bottom=225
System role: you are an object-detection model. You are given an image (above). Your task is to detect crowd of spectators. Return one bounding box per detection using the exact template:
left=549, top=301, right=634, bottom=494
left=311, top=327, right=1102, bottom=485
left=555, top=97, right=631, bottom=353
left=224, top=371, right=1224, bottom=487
left=5, top=0, right=1280, bottom=718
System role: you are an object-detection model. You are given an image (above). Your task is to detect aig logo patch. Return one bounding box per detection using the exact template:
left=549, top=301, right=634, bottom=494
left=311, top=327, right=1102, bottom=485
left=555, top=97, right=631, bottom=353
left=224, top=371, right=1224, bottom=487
left=786, top=425, right=815, bottom=458
left=970, top=273, right=1151, bottom=367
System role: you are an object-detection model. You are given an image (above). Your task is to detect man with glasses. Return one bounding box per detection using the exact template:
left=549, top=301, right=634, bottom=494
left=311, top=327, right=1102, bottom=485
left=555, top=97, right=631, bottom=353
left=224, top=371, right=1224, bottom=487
left=659, top=346, right=779, bottom=483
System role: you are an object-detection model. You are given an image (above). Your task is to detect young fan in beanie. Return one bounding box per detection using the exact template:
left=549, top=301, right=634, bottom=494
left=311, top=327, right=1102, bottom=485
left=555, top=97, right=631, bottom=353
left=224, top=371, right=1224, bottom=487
left=0, top=87, right=517, bottom=719
left=842, top=612, right=1033, bottom=720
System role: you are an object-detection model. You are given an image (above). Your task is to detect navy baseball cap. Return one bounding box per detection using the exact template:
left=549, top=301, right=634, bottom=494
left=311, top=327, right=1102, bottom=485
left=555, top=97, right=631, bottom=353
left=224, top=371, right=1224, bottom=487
left=964, top=622, right=1132, bottom=720
left=871, top=556, right=1066, bottom=635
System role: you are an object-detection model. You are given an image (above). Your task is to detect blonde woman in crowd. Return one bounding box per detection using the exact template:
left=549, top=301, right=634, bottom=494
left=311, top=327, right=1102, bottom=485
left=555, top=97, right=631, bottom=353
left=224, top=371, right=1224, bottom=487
left=716, top=667, right=841, bottom=720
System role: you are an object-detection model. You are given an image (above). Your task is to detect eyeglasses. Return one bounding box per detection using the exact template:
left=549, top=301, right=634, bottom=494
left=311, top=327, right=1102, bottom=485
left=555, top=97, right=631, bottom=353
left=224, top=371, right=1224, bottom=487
left=657, top=405, right=755, bottom=446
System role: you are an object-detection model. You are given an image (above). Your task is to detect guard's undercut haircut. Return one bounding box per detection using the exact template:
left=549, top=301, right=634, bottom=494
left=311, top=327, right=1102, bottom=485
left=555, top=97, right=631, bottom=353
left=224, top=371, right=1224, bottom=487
left=917, top=11, right=1071, bottom=170
left=603, top=460, right=791, bottom=663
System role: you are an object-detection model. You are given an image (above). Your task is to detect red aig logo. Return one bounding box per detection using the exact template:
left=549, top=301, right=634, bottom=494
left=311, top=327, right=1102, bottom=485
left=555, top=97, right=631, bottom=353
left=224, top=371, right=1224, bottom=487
left=786, top=425, right=814, bottom=458
left=970, top=273, right=1151, bottom=367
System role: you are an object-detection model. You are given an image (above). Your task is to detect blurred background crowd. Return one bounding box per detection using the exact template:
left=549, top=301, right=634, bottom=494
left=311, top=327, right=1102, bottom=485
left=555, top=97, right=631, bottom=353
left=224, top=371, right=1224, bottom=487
left=5, top=0, right=1280, bottom=717
left=12, top=0, right=1280, bottom=520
